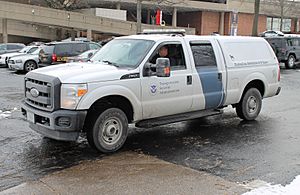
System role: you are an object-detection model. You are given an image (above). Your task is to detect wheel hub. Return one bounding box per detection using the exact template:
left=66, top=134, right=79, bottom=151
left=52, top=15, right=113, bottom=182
left=101, top=118, right=122, bottom=145
left=248, top=96, right=257, bottom=113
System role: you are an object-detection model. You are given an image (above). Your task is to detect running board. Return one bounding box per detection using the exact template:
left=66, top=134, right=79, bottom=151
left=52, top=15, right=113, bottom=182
left=135, top=109, right=223, bottom=128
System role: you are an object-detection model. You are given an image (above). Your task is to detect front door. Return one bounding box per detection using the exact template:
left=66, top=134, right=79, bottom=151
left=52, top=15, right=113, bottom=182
left=141, top=42, right=193, bottom=119
left=190, top=42, right=224, bottom=109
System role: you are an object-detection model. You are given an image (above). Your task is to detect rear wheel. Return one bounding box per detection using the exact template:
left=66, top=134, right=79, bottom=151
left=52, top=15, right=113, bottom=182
left=285, top=55, right=296, bottom=69
left=236, top=88, right=262, bottom=121
left=87, top=108, right=128, bottom=153
left=24, top=61, right=37, bottom=72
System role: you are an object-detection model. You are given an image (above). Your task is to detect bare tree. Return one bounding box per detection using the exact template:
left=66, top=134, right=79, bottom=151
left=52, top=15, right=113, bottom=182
left=252, top=0, right=260, bottom=36
left=43, top=0, right=88, bottom=10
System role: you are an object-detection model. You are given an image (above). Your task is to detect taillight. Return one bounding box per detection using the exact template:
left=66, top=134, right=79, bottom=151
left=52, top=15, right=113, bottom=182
left=278, top=63, right=281, bottom=81
left=52, top=54, right=57, bottom=62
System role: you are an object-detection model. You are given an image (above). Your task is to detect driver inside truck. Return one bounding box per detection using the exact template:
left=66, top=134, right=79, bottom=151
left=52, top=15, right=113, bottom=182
left=151, top=45, right=176, bottom=66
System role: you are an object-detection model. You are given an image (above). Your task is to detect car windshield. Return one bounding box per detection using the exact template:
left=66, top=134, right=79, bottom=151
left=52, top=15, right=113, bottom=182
left=90, top=39, right=154, bottom=68
left=19, top=46, right=30, bottom=53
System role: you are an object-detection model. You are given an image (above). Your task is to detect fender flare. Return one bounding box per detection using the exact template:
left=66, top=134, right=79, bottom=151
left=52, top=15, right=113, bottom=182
left=76, top=85, right=142, bottom=121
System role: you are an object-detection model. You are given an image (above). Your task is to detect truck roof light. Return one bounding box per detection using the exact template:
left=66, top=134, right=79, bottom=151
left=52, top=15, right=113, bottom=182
left=141, top=29, right=186, bottom=36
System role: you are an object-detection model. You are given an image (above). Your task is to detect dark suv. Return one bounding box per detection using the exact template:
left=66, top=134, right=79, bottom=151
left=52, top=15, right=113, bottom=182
left=265, top=37, right=300, bottom=69
left=39, top=41, right=101, bottom=67
left=0, top=43, right=25, bottom=55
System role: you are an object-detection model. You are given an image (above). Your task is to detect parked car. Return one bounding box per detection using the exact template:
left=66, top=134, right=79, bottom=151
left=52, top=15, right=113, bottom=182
left=67, top=49, right=99, bottom=63
left=38, top=41, right=101, bottom=67
left=0, top=45, right=38, bottom=68
left=8, top=48, right=41, bottom=72
left=265, top=37, right=300, bottom=68
left=0, top=43, right=25, bottom=55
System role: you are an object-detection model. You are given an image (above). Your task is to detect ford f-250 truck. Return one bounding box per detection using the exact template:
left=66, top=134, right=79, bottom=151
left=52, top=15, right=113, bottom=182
left=21, top=30, right=281, bottom=153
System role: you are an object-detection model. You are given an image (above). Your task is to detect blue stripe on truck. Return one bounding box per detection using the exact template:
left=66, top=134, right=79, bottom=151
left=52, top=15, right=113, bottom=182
left=196, top=66, right=224, bottom=109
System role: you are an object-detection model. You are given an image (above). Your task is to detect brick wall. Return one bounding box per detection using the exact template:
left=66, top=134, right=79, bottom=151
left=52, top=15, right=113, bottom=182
left=178, top=12, right=202, bottom=35
left=237, top=13, right=267, bottom=36
left=201, top=11, right=220, bottom=35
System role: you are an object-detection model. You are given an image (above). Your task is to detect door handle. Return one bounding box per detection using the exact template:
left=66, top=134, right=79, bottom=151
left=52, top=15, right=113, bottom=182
left=218, top=73, right=222, bottom=81
left=187, top=75, right=192, bottom=85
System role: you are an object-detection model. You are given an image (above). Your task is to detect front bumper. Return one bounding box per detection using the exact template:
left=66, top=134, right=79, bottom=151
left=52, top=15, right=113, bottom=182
left=9, top=62, right=23, bottom=70
left=21, top=101, right=87, bottom=141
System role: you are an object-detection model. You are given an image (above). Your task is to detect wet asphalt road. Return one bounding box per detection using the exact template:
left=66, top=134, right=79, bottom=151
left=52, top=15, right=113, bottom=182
left=0, top=67, right=300, bottom=191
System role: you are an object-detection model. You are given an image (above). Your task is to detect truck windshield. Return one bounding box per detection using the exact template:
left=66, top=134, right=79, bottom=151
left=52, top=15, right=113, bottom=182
left=90, top=39, right=154, bottom=68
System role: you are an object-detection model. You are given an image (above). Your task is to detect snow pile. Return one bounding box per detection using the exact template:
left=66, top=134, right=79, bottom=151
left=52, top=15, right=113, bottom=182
left=0, top=108, right=17, bottom=119
left=243, top=175, right=300, bottom=195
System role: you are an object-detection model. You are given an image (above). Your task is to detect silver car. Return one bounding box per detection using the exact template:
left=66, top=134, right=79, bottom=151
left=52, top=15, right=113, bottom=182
left=8, top=48, right=41, bottom=72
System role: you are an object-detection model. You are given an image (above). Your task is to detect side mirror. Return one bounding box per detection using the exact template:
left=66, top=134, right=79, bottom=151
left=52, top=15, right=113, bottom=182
left=156, top=58, right=170, bottom=77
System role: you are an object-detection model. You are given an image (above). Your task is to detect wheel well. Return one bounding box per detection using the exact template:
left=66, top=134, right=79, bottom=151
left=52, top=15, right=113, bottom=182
left=243, top=80, right=265, bottom=98
left=24, top=60, right=37, bottom=67
left=83, top=95, right=134, bottom=131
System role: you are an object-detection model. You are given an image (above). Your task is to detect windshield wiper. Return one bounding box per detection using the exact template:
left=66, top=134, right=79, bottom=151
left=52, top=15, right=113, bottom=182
left=102, top=60, right=119, bottom=67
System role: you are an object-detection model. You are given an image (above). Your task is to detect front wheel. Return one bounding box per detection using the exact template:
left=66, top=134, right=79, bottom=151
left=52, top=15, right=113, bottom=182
left=87, top=108, right=128, bottom=153
left=236, top=88, right=262, bottom=121
left=24, top=61, right=37, bottom=72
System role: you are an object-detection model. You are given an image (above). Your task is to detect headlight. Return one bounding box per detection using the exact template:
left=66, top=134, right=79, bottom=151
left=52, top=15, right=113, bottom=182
left=61, top=84, right=88, bottom=109
left=15, top=59, right=22, bottom=63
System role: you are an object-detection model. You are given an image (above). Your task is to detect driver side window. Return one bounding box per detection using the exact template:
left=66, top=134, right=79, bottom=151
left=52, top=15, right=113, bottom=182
left=148, top=43, right=186, bottom=71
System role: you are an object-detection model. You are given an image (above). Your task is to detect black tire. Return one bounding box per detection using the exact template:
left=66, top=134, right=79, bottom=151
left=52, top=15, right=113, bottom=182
left=24, top=60, right=37, bottom=72
left=87, top=108, right=128, bottom=153
left=285, top=55, right=296, bottom=69
left=236, top=88, right=262, bottom=121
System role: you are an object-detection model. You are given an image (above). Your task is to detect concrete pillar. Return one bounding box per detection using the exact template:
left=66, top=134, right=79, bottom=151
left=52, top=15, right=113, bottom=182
left=87, top=29, right=92, bottom=41
left=147, top=9, right=151, bottom=24
left=116, top=2, right=121, bottom=10
left=172, top=7, right=177, bottom=27
left=136, top=0, right=142, bottom=34
left=71, top=29, right=76, bottom=41
left=77, top=31, right=81, bottom=38
left=219, top=12, right=225, bottom=35
left=2, top=18, right=8, bottom=43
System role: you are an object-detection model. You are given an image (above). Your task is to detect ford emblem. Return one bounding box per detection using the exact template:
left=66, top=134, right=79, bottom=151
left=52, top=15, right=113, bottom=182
left=30, top=88, right=39, bottom=98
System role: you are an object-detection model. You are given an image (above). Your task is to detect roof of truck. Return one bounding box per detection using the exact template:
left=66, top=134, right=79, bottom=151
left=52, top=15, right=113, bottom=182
left=116, top=34, right=266, bottom=43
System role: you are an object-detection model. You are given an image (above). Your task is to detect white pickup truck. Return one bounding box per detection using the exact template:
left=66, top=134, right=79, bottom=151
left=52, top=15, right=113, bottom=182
left=21, top=30, right=281, bottom=153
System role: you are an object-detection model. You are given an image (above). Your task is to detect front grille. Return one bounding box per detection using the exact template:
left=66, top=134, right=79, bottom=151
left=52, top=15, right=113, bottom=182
left=25, top=78, right=52, bottom=111
left=24, top=72, right=61, bottom=111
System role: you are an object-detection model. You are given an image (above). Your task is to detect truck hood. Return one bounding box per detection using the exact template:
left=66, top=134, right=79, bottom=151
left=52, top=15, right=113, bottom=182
left=11, top=53, right=38, bottom=60
left=31, top=62, right=135, bottom=83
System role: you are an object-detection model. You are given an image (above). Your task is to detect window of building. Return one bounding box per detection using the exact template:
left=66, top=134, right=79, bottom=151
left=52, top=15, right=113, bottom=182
left=190, top=43, right=217, bottom=67
left=267, top=17, right=292, bottom=32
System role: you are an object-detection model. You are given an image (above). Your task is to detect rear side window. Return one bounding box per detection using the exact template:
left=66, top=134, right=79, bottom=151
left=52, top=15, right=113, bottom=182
left=40, top=45, right=54, bottom=54
left=72, top=43, right=88, bottom=55
left=190, top=43, right=217, bottom=67
left=266, top=38, right=283, bottom=48
left=54, top=44, right=73, bottom=56
left=292, top=39, right=300, bottom=46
